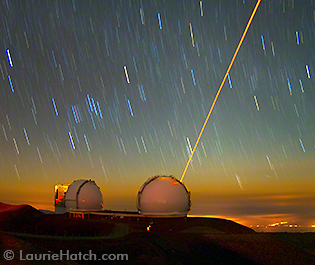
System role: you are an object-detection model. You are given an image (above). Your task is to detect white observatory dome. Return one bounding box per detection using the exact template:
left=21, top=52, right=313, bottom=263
left=65, top=179, right=103, bottom=211
left=137, top=176, right=191, bottom=216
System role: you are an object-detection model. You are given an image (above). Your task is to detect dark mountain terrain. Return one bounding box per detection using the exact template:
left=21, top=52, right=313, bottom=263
left=1, top=202, right=315, bottom=265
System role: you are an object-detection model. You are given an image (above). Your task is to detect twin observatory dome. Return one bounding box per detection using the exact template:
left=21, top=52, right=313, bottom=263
left=137, top=176, right=191, bottom=216
left=54, top=176, right=191, bottom=216
left=54, top=179, right=103, bottom=213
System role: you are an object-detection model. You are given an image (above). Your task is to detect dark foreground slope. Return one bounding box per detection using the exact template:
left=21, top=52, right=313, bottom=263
left=1, top=202, right=315, bottom=265
left=0, top=232, right=76, bottom=265
left=267, top=232, right=315, bottom=256
left=4, top=231, right=315, bottom=265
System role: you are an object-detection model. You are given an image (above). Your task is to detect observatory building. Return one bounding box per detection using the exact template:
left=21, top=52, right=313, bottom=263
left=54, top=179, right=103, bottom=213
left=137, top=176, right=191, bottom=216
left=54, top=183, right=69, bottom=214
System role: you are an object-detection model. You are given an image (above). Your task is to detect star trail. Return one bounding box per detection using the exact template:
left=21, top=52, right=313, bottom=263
left=0, top=0, right=315, bottom=228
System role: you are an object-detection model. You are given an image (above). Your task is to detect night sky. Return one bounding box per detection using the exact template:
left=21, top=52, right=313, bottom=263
left=0, top=0, right=315, bottom=229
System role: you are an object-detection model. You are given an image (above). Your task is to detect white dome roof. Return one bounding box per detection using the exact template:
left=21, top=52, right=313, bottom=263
left=137, top=176, right=191, bottom=216
left=65, top=179, right=103, bottom=211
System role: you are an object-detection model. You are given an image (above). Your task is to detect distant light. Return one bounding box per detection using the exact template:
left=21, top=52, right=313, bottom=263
left=84, top=134, right=91, bottom=152
left=23, top=128, right=30, bottom=145
left=287, top=78, right=292, bottom=95
left=191, top=69, right=196, bottom=85
left=124, top=65, right=130, bottom=83
left=189, top=23, right=195, bottom=47
left=127, top=99, right=134, bottom=116
left=8, top=75, right=14, bottom=92
left=91, top=97, right=98, bottom=116
left=228, top=73, right=233, bottom=88
left=36, top=146, right=43, bottom=163
left=140, top=8, right=145, bottom=25
left=68, top=131, right=76, bottom=149
left=299, top=138, right=306, bottom=152
left=296, top=31, right=300, bottom=45
left=86, top=94, right=93, bottom=112
left=52, top=98, right=59, bottom=115
left=96, top=101, right=103, bottom=118
left=299, top=79, right=304, bottom=93
left=254, top=95, right=260, bottom=110
left=306, top=64, right=311, bottom=78
left=72, top=0, right=76, bottom=12
left=6, top=48, right=13, bottom=67
left=200, top=1, right=203, bottom=16
left=261, top=35, right=265, bottom=50
left=51, top=50, right=57, bottom=67
left=157, top=13, right=162, bottom=29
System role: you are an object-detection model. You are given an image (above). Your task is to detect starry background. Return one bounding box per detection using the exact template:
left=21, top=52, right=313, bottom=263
left=0, top=0, right=315, bottom=228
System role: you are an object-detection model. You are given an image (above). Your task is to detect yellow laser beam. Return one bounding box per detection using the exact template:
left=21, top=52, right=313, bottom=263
left=180, top=0, right=261, bottom=182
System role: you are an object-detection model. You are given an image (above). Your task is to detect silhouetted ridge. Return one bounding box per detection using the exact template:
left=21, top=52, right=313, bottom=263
left=0, top=203, right=43, bottom=231
left=185, top=217, right=256, bottom=234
